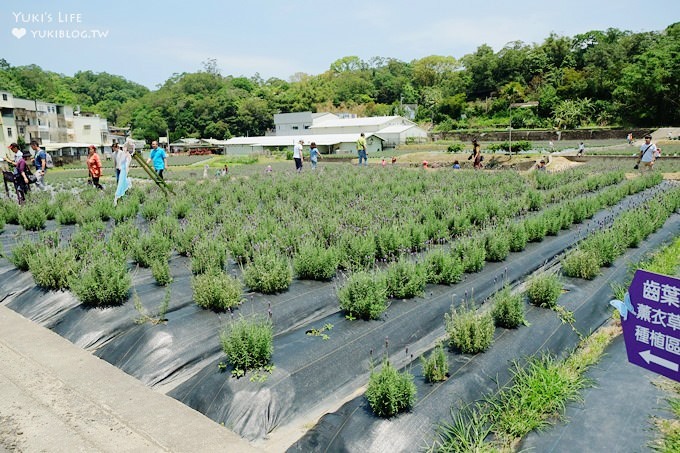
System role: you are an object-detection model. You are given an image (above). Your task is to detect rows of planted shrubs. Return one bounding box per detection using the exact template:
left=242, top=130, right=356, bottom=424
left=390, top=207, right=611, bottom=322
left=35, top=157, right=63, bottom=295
left=337, top=172, right=662, bottom=320
left=365, top=271, right=563, bottom=418
left=562, top=184, right=680, bottom=279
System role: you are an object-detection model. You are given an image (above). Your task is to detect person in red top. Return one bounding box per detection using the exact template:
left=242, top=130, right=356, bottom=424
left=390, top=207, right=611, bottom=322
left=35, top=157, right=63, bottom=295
left=86, top=145, right=104, bottom=190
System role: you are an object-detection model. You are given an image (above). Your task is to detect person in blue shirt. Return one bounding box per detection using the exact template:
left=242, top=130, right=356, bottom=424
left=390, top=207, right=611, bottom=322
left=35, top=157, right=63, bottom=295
left=30, top=141, right=47, bottom=190
left=309, top=142, right=321, bottom=169
left=146, top=140, right=167, bottom=179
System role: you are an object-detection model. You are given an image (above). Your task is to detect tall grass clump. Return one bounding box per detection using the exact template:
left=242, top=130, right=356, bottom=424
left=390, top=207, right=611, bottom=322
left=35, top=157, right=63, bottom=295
left=191, top=238, right=228, bottom=275
left=132, top=231, right=172, bottom=268
left=453, top=238, right=486, bottom=273
left=8, top=239, right=39, bottom=271
left=243, top=250, right=292, bottom=294
left=220, top=315, right=273, bottom=375
left=70, top=253, right=131, bottom=306
left=193, top=271, right=243, bottom=311
left=56, top=201, right=79, bottom=225
left=27, top=246, right=78, bottom=290
left=385, top=259, right=426, bottom=299
left=0, top=199, right=20, bottom=224
left=365, top=359, right=417, bottom=418
left=338, top=271, right=388, bottom=320
left=562, top=249, right=601, bottom=280
left=18, top=204, right=46, bottom=231
left=151, top=259, right=173, bottom=286
left=484, top=230, right=511, bottom=262
left=424, top=249, right=463, bottom=285
left=491, top=285, right=526, bottom=329
left=526, top=273, right=562, bottom=308
left=445, top=303, right=495, bottom=354
left=508, top=222, right=528, bottom=252
left=293, top=243, right=340, bottom=281
left=421, top=343, right=449, bottom=383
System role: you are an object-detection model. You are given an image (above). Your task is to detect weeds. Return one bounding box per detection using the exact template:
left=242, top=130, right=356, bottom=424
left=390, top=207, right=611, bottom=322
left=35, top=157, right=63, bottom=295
left=445, top=302, right=495, bottom=354
left=134, top=287, right=170, bottom=325
left=220, top=315, right=273, bottom=377
left=365, top=358, right=417, bottom=418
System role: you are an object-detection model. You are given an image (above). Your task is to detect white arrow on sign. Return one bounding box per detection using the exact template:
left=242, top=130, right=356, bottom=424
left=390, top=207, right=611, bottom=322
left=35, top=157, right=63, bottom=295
left=640, top=350, right=679, bottom=372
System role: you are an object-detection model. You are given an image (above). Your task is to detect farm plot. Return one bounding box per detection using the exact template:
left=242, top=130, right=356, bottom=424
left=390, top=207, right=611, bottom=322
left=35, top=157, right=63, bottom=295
left=0, top=164, right=677, bottom=449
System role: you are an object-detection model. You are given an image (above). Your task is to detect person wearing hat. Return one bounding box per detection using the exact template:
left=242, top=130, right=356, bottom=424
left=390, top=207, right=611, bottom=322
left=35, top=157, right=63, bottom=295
left=86, top=145, right=104, bottom=190
left=472, top=139, right=482, bottom=169
left=636, top=134, right=656, bottom=171
left=14, top=149, right=32, bottom=205
left=293, top=139, right=304, bottom=172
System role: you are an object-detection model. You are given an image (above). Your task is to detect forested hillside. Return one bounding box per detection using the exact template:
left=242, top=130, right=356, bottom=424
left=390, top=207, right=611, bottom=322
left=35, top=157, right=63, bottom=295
left=1, top=23, right=677, bottom=142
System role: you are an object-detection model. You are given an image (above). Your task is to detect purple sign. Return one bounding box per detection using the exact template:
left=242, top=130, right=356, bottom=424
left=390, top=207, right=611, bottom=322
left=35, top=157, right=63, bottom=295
left=621, top=269, right=680, bottom=382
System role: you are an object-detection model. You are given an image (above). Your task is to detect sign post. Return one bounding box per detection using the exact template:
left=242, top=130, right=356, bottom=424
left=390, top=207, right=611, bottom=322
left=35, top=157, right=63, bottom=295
left=620, top=269, right=680, bottom=382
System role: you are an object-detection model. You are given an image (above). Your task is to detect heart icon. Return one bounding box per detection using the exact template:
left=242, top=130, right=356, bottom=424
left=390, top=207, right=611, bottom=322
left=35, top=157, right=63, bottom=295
left=12, top=28, right=26, bottom=39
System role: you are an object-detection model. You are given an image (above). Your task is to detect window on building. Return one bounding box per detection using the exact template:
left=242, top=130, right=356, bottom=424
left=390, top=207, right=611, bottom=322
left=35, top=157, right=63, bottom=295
left=84, top=125, right=91, bottom=131
left=292, top=126, right=299, bottom=130
left=7, top=127, right=12, bottom=137
left=19, top=127, right=24, bottom=134
left=2, top=94, right=7, bottom=101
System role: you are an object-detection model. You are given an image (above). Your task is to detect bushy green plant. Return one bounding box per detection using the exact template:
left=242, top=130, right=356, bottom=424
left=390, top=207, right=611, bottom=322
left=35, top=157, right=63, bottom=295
left=445, top=303, right=495, bottom=354
left=293, top=243, right=339, bottom=281
left=109, top=220, right=140, bottom=256
left=365, top=359, right=417, bottom=418
left=508, top=222, right=528, bottom=252
left=424, top=249, right=464, bottom=285
left=112, top=197, right=139, bottom=222
left=175, top=222, right=201, bottom=256
left=561, top=249, right=600, bottom=280
left=243, top=250, right=292, bottom=294
left=132, top=231, right=171, bottom=268
left=69, top=221, right=106, bottom=259
left=192, top=271, right=243, bottom=311
left=18, top=204, right=47, bottom=231
left=524, top=216, right=547, bottom=242
left=151, top=259, right=173, bottom=286
left=8, top=239, right=39, bottom=271
left=70, top=253, right=131, bottom=306
left=374, top=226, right=408, bottom=261
left=526, top=273, right=562, bottom=309
left=56, top=202, right=79, bottom=225
left=581, top=231, right=622, bottom=267
left=453, top=238, right=486, bottom=273
left=339, top=233, right=377, bottom=271
left=220, top=315, right=273, bottom=374
left=385, top=259, right=426, bottom=299
left=484, top=230, right=511, bottom=262
left=191, top=238, right=228, bottom=275
left=491, top=285, right=526, bottom=329
left=92, top=196, right=114, bottom=221
left=171, top=198, right=192, bottom=219
left=140, top=196, right=168, bottom=221
left=525, top=190, right=544, bottom=211
left=338, top=271, right=388, bottom=320
left=447, top=143, right=464, bottom=153
left=149, top=215, right=179, bottom=242
left=27, top=246, right=78, bottom=290
left=421, top=343, right=449, bottom=383
left=0, top=199, right=20, bottom=224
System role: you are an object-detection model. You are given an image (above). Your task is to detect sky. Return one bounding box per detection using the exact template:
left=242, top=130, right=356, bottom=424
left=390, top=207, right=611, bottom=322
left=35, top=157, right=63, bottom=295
left=2, top=0, right=679, bottom=90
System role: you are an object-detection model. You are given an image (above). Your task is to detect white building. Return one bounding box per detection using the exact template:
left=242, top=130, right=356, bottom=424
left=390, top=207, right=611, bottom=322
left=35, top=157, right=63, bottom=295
left=274, top=112, right=428, bottom=147
left=223, top=133, right=384, bottom=155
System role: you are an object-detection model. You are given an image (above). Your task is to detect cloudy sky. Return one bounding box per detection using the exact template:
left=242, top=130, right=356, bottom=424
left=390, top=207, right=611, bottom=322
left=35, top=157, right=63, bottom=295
left=2, top=0, right=678, bottom=88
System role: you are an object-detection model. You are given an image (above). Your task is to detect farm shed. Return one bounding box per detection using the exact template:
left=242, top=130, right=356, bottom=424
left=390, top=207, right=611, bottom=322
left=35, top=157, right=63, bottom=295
left=223, top=133, right=384, bottom=155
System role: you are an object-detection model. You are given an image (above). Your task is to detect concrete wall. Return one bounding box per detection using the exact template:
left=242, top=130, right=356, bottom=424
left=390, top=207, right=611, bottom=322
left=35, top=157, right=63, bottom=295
left=435, top=128, right=653, bottom=142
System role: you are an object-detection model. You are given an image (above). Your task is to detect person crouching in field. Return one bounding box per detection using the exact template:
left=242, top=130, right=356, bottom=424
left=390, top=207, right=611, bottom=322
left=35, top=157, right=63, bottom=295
left=87, top=145, right=104, bottom=190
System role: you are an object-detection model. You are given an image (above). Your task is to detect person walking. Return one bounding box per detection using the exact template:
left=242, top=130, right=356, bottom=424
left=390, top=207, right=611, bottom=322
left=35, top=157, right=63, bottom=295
left=3, top=143, right=21, bottom=197
left=293, top=139, right=304, bottom=172
left=87, top=145, right=104, bottom=190
left=14, top=149, right=32, bottom=205
left=357, top=133, right=367, bottom=166
left=635, top=134, right=657, bottom=171
left=114, top=146, right=132, bottom=206
left=30, top=141, right=47, bottom=191
left=472, top=139, right=483, bottom=169
left=112, top=142, right=125, bottom=183
left=309, top=142, right=321, bottom=169
left=147, top=140, right=167, bottom=179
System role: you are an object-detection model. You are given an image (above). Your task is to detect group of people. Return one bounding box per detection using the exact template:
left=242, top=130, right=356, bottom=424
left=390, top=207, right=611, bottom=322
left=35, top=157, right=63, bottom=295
left=3, top=141, right=48, bottom=205
left=293, top=139, right=322, bottom=172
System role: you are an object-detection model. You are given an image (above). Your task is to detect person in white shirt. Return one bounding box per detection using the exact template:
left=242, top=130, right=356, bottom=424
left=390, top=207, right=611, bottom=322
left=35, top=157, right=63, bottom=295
left=636, top=134, right=657, bottom=171
left=293, top=139, right=304, bottom=172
